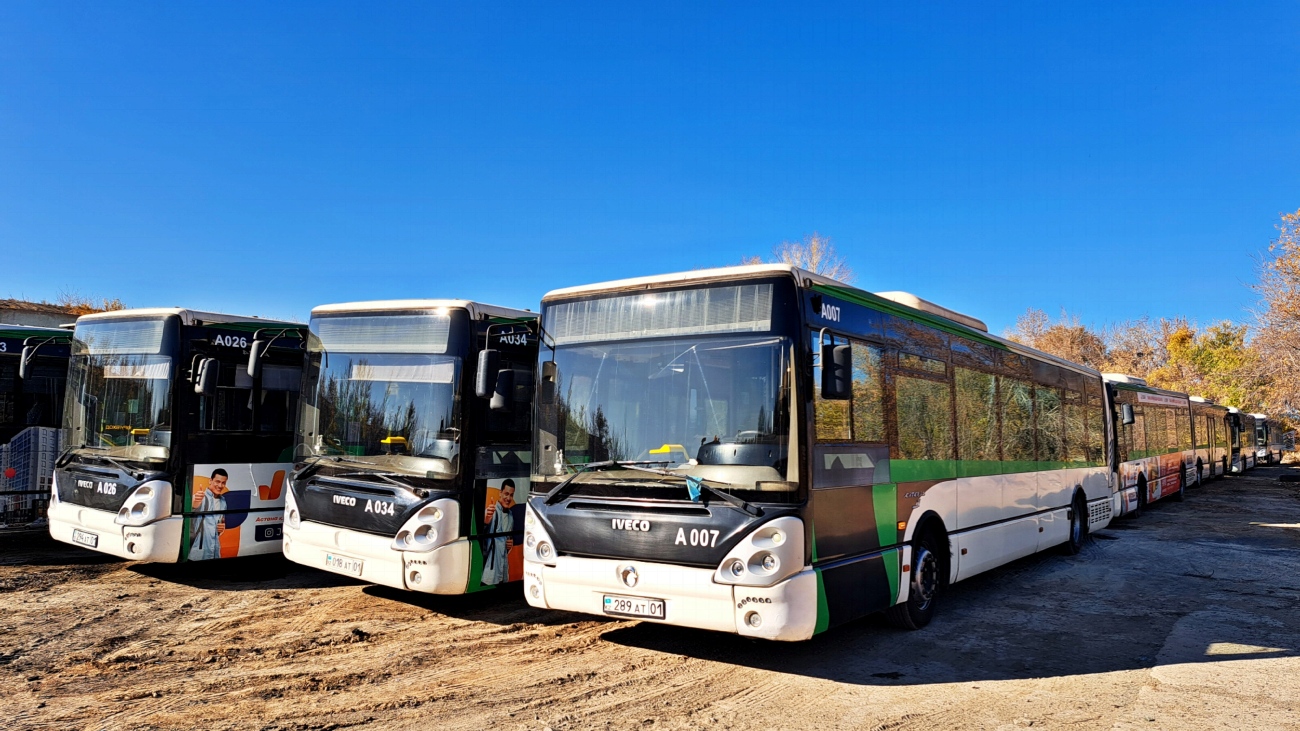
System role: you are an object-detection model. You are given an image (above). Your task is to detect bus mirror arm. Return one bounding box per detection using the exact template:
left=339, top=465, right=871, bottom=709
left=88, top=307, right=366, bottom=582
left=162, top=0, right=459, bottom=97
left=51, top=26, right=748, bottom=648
left=476, top=349, right=501, bottom=399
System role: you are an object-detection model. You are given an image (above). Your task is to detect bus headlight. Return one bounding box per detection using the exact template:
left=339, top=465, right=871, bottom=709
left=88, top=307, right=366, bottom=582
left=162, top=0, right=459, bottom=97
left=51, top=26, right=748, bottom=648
left=114, top=481, right=173, bottom=527
left=523, top=505, right=557, bottom=566
left=713, top=516, right=804, bottom=587
left=284, top=487, right=301, bottom=529
left=391, top=498, right=458, bottom=553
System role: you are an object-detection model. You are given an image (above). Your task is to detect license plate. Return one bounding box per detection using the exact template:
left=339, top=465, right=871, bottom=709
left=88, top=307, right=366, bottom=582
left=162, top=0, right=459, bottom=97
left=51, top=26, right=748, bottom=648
left=324, top=553, right=363, bottom=577
left=603, top=594, right=665, bottom=619
left=72, top=529, right=99, bottom=549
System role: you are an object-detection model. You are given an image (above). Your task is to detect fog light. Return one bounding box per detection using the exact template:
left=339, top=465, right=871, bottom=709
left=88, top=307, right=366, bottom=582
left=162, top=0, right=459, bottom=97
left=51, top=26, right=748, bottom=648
left=525, top=510, right=536, bottom=527
left=537, top=542, right=554, bottom=561
left=126, top=542, right=137, bottom=554
left=409, top=570, right=423, bottom=585
left=770, top=530, right=784, bottom=546
left=529, top=584, right=540, bottom=599
left=525, top=532, right=536, bottom=548
left=760, top=553, right=778, bottom=571
left=728, top=559, right=745, bottom=577
left=287, top=509, right=300, bottom=529
left=745, top=611, right=762, bottom=628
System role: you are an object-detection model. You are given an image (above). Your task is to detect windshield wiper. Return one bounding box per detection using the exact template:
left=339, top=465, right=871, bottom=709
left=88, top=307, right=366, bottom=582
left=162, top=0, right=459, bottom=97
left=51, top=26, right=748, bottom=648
left=292, top=455, right=354, bottom=481
left=543, top=461, right=763, bottom=517
left=542, top=460, right=674, bottom=505
left=620, top=466, right=764, bottom=517
left=64, top=448, right=150, bottom=479
left=334, top=470, right=430, bottom=496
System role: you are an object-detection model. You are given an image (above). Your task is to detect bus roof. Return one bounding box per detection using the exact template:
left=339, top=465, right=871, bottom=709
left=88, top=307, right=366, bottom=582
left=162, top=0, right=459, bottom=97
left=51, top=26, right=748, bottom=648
left=1102, top=373, right=1189, bottom=400
left=75, top=308, right=302, bottom=327
left=0, top=323, right=71, bottom=339
left=310, top=299, right=535, bottom=321
left=1250, top=412, right=1268, bottom=419
left=541, top=264, right=988, bottom=329
left=540, top=263, right=1114, bottom=379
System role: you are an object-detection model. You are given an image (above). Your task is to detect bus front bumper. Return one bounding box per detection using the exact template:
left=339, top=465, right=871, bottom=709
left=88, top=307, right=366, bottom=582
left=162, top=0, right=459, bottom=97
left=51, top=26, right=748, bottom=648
left=524, top=556, right=819, bottom=642
left=282, top=519, right=470, bottom=594
left=48, top=501, right=183, bottom=563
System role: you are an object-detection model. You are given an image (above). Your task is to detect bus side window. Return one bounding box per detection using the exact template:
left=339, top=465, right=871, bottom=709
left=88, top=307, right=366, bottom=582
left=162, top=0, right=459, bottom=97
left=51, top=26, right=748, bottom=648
left=850, top=342, right=885, bottom=443
left=895, top=361, right=952, bottom=462
left=1064, top=391, right=1086, bottom=464
left=813, top=332, right=850, bottom=442
left=955, top=367, right=997, bottom=463
left=1133, top=409, right=1147, bottom=458
left=259, top=364, right=302, bottom=433
left=1036, top=386, right=1063, bottom=463
left=200, top=359, right=253, bottom=432
left=998, top=376, right=1034, bottom=465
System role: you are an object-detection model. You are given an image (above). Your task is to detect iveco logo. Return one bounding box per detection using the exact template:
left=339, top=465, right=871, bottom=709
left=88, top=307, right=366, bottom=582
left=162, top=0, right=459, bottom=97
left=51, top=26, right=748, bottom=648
left=612, top=518, right=650, bottom=532
left=619, top=565, right=639, bottom=588
left=332, top=495, right=357, bottom=506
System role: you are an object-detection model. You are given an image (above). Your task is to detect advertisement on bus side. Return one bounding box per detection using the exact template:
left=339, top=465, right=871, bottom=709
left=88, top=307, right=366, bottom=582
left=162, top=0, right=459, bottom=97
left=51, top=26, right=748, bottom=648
left=188, top=463, right=290, bottom=560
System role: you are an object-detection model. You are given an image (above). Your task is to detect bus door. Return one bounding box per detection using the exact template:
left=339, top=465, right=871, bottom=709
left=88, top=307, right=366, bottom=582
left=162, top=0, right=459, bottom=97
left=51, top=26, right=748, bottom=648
left=183, top=328, right=302, bottom=561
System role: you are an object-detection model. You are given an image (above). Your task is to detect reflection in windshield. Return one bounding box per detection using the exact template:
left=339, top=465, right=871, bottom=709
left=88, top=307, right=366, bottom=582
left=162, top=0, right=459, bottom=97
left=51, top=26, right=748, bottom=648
left=300, top=354, right=462, bottom=477
left=63, top=354, right=173, bottom=463
left=543, top=336, right=791, bottom=493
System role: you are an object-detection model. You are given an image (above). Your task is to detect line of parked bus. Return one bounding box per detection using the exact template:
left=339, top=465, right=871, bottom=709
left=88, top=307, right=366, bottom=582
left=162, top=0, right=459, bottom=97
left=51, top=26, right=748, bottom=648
left=2, top=264, right=1292, bottom=641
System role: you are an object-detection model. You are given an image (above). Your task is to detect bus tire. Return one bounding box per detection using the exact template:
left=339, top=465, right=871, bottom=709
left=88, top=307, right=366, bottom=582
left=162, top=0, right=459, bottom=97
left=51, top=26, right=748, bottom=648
left=1061, top=492, right=1088, bottom=555
left=887, top=526, right=944, bottom=631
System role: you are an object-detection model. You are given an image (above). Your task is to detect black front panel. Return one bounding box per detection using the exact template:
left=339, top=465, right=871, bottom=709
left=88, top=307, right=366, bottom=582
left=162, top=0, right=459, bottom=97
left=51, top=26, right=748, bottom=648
left=533, top=494, right=797, bottom=569
left=819, top=552, right=896, bottom=627
left=292, top=476, right=442, bottom=536
left=55, top=464, right=166, bottom=512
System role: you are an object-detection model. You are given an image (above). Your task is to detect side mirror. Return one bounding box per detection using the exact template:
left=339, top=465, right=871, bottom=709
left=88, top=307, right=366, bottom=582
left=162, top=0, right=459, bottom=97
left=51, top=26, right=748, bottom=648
left=540, top=361, right=558, bottom=404
left=1120, top=403, right=1135, bottom=426
left=196, top=358, right=219, bottom=396
left=476, top=349, right=500, bottom=399
left=247, top=339, right=265, bottom=379
left=490, top=369, right=516, bottom=411
left=820, top=343, right=852, bottom=400
left=18, top=346, right=33, bottom=379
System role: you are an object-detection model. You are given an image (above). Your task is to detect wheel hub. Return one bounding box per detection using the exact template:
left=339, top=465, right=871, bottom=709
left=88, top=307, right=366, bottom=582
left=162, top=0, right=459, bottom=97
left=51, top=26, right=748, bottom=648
left=912, top=547, right=939, bottom=609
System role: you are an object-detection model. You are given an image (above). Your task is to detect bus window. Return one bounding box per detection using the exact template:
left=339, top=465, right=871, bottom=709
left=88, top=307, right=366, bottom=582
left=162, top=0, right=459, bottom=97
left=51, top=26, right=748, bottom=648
left=1133, top=409, right=1147, bottom=458
left=1036, top=387, right=1063, bottom=463
left=201, top=361, right=254, bottom=432
left=1177, top=410, right=1192, bottom=451
left=258, top=364, right=302, bottom=433
left=850, top=342, right=885, bottom=443
left=955, top=367, right=997, bottom=462
left=1087, top=394, right=1105, bottom=465
left=999, top=376, right=1034, bottom=464
left=813, top=334, right=850, bottom=442
left=1064, top=391, right=1086, bottom=464
left=895, top=374, right=952, bottom=460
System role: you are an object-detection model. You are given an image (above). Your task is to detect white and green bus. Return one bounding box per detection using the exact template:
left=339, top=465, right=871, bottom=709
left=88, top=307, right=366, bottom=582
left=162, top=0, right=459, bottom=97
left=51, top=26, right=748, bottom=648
left=523, top=265, right=1116, bottom=641
left=49, top=308, right=306, bottom=562
left=282, top=300, right=538, bottom=594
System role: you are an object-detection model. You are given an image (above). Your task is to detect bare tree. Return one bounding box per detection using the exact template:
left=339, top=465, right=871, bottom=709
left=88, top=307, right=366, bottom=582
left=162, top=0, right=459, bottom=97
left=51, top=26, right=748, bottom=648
left=1005, top=308, right=1107, bottom=370
left=743, top=233, right=855, bottom=283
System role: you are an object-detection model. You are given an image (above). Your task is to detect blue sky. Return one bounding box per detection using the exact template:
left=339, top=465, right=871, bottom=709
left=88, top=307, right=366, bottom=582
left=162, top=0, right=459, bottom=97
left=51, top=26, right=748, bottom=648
left=2, top=2, right=1297, bottom=334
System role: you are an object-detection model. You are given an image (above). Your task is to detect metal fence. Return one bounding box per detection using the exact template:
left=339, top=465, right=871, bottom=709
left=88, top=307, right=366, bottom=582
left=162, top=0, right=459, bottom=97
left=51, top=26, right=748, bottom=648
left=0, top=426, right=59, bottom=530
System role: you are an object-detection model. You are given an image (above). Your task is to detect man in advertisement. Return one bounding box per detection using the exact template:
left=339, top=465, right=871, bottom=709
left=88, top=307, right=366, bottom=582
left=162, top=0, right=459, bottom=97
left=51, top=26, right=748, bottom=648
left=189, top=468, right=229, bottom=561
left=481, top=478, right=516, bottom=585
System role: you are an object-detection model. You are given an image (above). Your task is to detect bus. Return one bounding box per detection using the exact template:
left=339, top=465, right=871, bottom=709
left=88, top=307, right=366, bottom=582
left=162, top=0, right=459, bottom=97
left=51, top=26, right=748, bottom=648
left=282, top=300, right=538, bottom=594
left=49, top=308, right=306, bottom=562
left=1, top=325, right=70, bottom=528
left=522, top=264, right=1116, bottom=641
left=1189, top=396, right=1230, bottom=480
left=1226, top=408, right=1256, bottom=473
left=1250, top=413, right=1287, bottom=465
left=1104, top=375, right=1195, bottom=516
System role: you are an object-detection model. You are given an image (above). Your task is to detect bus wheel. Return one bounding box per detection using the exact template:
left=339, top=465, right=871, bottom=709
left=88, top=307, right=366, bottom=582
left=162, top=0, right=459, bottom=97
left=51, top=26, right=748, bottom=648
left=1062, top=493, right=1088, bottom=555
left=887, top=528, right=943, bottom=630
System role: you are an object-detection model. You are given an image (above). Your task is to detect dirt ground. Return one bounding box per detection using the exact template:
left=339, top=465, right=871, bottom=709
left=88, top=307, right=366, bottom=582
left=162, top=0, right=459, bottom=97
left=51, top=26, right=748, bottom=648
left=3, top=466, right=1299, bottom=731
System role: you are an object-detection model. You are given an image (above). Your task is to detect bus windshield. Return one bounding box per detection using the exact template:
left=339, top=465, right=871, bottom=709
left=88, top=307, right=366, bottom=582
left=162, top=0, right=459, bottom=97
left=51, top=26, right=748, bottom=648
left=541, top=334, right=793, bottom=498
left=63, top=319, right=173, bottom=464
left=299, top=313, right=463, bottom=478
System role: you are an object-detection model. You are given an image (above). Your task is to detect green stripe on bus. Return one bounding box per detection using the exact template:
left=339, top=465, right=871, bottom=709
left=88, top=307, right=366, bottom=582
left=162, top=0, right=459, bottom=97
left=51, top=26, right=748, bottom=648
left=466, top=539, right=488, bottom=592
left=809, top=520, right=818, bottom=562
left=813, top=568, right=830, bottom=635
left=891, top=459, right=1105, bottom=482
left=883, top=548, right=901, bottom=606
left=872, top=484, right=897, bottom=547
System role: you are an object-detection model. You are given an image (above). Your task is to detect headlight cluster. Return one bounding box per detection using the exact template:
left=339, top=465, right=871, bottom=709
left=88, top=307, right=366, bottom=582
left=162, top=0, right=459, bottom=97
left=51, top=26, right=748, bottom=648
left=523, top=505, right=557, bottom=565
left=285, top=486, right=301, bottom=529
left=713, top=516, right=804, bottom=587
left=113, top=481, right=173, bottom=527
left=391, top=498, right=458, bottom=553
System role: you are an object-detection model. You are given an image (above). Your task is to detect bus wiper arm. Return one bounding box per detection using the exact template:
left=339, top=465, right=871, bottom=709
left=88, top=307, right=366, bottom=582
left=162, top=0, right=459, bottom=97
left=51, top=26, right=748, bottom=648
left=335, top=470, right=425, bottom=494
left=543, top=460, right=675, bottom=505
left=617, top=466, right=764, bottom=517
left=292, top=455, right=347, bottom=481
